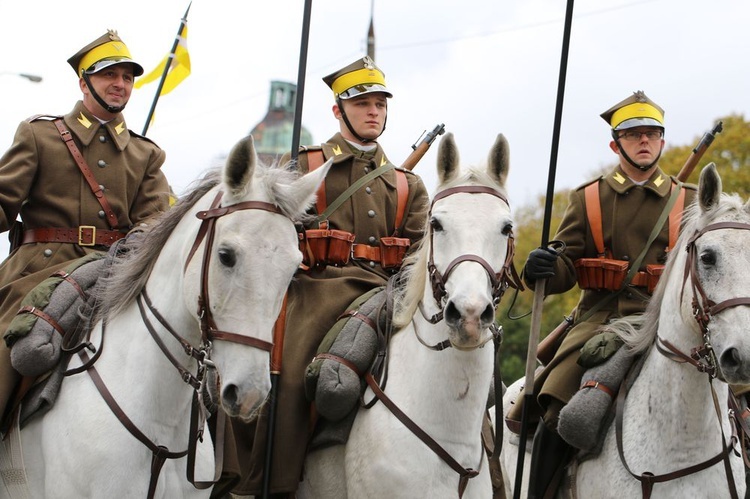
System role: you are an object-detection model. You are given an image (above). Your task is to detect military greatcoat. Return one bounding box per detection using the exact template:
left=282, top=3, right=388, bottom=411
left=228, top=132, right=429, bottom=494
left=0, top=101, right=169, bottom=416
left=508, top=165, right=696, bottom=426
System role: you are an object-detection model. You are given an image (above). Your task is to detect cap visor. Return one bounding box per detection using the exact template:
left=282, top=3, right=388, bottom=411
left=614, top=117, right=663, bottom=130
left=338, top=83, right=392, bottom=99
left=86, top=58, right=144, bottom=77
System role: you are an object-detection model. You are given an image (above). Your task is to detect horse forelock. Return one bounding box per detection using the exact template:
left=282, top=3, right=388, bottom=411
left=96, top=170, right=222, bottom=321
left=611, top=192, right=749, bottom=353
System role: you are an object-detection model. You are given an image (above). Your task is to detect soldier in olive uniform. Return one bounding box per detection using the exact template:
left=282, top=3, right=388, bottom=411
left=509, top=91, right=696, bottom=497
left=0, top=30, right=170, bottom=425
left=227, top=57, right=429, bottom=497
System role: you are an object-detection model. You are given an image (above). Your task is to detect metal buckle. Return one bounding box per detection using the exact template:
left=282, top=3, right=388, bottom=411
left=78, top=226, right=96, bottom=246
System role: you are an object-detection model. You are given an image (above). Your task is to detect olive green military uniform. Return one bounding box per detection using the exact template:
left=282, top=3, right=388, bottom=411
left=0, top=100, right=169, bottom=419
left=507, top=165, right=696, bottom=426
left=227, top=132, right=429, bottom=495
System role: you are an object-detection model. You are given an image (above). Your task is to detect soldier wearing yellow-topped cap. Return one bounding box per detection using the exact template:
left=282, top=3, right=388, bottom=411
left=506, top=90, right=696, bottom=497
left=223, top=56, right=430, bottom=496
left=0, top=30, right=169, bottom=426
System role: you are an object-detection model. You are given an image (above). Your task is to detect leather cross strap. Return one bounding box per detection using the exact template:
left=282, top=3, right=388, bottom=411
left=53, top=119, right=120, bottom=229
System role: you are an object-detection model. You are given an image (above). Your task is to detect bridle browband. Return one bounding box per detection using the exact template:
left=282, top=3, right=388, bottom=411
left=621, top=221, right=750, bottom=499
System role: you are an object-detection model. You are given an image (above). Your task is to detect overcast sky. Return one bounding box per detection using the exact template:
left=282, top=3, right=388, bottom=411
left=1, top=0, right=748, bottom=256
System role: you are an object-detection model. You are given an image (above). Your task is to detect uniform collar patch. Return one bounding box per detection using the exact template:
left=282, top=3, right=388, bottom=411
left=114, top=122, right=125, bottom=135
left=653, top=174, right=665, bottom=187
left=77, top=112, right=92, bottom=129
left=613, top=171, right=626, bottom=184
left=332, top=144, right=342, bottom=155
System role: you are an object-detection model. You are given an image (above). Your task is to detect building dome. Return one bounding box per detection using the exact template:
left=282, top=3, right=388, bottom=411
left=250, top=80, right=313, bottom=165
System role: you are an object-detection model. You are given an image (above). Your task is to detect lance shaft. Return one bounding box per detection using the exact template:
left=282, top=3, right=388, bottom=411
left=514, top=1, right=575, bottom=497
left=262, top=1, right=313, bottom=497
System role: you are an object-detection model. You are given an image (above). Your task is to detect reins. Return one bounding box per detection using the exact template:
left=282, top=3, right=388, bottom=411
left=70, top=188, right=288, bottom=497
left=617, top=221, right=750, bottom=498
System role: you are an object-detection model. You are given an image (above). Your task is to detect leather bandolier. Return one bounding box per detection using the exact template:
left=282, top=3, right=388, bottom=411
left=574, top=179, right=686, bottom=293
left=298, top=150, right=410, bottom=270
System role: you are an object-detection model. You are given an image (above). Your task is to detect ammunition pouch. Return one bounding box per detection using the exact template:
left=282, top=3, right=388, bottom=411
left=574, top=258, right=628, bottom=291
left=630, top=264, right=664, bottom=294
left=299, top=230, right=410, bottom=270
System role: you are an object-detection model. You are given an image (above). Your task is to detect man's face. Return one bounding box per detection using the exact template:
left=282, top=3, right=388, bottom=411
left=334, top=93, right=388, bottom=142
left=611, top=126, right=665, bottom=170
left=80, top=64, right=134, bottom=117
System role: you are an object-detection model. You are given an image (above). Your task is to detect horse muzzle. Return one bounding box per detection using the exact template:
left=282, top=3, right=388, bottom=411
left=444, top=296, right=496, bottom=350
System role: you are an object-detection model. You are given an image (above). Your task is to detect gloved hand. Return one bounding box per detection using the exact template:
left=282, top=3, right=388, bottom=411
left=524, top=247, right=559, bottom=280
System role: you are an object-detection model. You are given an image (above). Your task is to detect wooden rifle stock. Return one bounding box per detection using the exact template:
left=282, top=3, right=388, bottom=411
left=400, top=123, right=445, bottom=171
left=676, top=121, right=723, bottom=182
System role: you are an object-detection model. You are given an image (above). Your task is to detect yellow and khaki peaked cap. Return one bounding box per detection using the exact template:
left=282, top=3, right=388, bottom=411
left=323, top=56, right=392, bottom=99
left=600, top=90, right=664, bottom=130
left=67, top=29, right=144, bottom=77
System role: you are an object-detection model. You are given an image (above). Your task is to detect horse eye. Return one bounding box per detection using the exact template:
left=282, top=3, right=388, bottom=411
left=430, top=217, right=443, bottom=232
left=218, top=248, right=237, bottom=267
left=501, top=223, right=513, bottom=236
left=700, top=250, right=716, bottom=266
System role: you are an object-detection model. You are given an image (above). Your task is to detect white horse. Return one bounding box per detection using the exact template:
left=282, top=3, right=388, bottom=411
left=0, top=136, right=330, bottom=499
left=501, top=163, right=749, bottom=498
left=300, top=133, right=518, bottom=499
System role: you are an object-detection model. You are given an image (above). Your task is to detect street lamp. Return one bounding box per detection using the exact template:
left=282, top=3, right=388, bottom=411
left=0, top=71, right=43, bottom=83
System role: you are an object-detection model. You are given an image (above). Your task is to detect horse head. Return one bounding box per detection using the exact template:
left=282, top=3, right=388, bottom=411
left=422, top=132, right=516, bottom=350
left=675, top=163, right=750, bottom=384
left=184, top=136, right=331, bottom=420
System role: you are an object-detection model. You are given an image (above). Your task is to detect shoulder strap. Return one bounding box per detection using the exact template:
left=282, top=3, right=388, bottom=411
left=306, top=150, right=327, bottom=216
left=584, top=181, right=605, bottom=257
left=53, top=119, right=120, bottom=230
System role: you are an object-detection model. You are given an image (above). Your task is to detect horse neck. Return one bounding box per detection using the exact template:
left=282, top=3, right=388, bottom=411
left=386, top=313, right=494, bottom=442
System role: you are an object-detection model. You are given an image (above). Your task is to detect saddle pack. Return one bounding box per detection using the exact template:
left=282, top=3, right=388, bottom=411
left=304, top=285, right=389, bottom=448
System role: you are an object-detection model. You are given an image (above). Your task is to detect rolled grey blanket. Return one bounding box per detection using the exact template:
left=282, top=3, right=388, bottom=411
left=558, top=343, right=635, bottom=451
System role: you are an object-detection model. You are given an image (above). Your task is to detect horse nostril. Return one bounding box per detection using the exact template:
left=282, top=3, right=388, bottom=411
left=720, top=348, right=741, bottom=371
left=222, top=383, right=238, bottom=408
left=480, top=304, right=495, bottom=325
left=444, top=300, right=460, bottom=325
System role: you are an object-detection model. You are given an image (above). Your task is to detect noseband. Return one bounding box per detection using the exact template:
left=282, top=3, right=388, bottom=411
left=425, top=185, right=523, bottom=324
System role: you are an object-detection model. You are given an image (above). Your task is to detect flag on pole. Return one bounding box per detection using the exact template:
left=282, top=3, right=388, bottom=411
left=135, top=26, right=190, bottom=96
left=139, top=2, right=192, bottom=136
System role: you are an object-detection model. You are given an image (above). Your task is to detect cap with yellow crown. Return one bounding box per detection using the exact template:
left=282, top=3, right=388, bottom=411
left=600, top=90, right=664, bottom=131
left=67, top=30, right=144, bottom=78
left=323, top=56, right=392, bottom=100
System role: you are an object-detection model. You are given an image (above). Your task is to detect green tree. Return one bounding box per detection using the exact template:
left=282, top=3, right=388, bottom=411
left=497, top=113, right=750, bottom=383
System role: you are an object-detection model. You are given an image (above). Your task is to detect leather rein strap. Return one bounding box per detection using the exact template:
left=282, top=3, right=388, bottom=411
left=365, top=373, right=482, bottom=498
left=616, top=221, right=750, bottom=498
left=53, top=119, right=120, bottom=229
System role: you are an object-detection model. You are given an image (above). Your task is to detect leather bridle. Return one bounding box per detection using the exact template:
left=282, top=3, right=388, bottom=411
left=419, top=185, right=522, bottom=350
left=620, top=221, right=750, bottom=499
left=78, top=189, right=288, bottom=498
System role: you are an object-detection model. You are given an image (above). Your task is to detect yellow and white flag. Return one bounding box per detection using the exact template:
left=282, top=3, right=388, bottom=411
left=135, top=24, right=191, bottom=96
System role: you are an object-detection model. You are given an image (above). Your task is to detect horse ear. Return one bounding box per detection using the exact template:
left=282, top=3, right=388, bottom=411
left=276, top=158, right=333, bottom=218
left=224, top=136, right=257, bottom=197
left=437, top=133, right=459, bottom=184
left=698, top=162, right=722, bottom=213
left=487, top=133, right=510, bottom=187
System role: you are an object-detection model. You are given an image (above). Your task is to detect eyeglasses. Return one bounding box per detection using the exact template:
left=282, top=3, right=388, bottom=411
left=617, top=130, right=663, bottom=142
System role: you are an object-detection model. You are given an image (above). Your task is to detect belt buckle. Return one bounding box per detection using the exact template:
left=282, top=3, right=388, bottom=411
left=78, top=226, right=96, bottom=246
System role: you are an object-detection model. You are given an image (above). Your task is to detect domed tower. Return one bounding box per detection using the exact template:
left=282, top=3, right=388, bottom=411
left=250, top=80, right=313, bottom=165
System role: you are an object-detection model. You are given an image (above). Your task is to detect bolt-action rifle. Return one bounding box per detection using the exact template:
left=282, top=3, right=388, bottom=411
left=400, top=123, right=445, bottom=171
left=676, top=121, right=723, bottom=182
